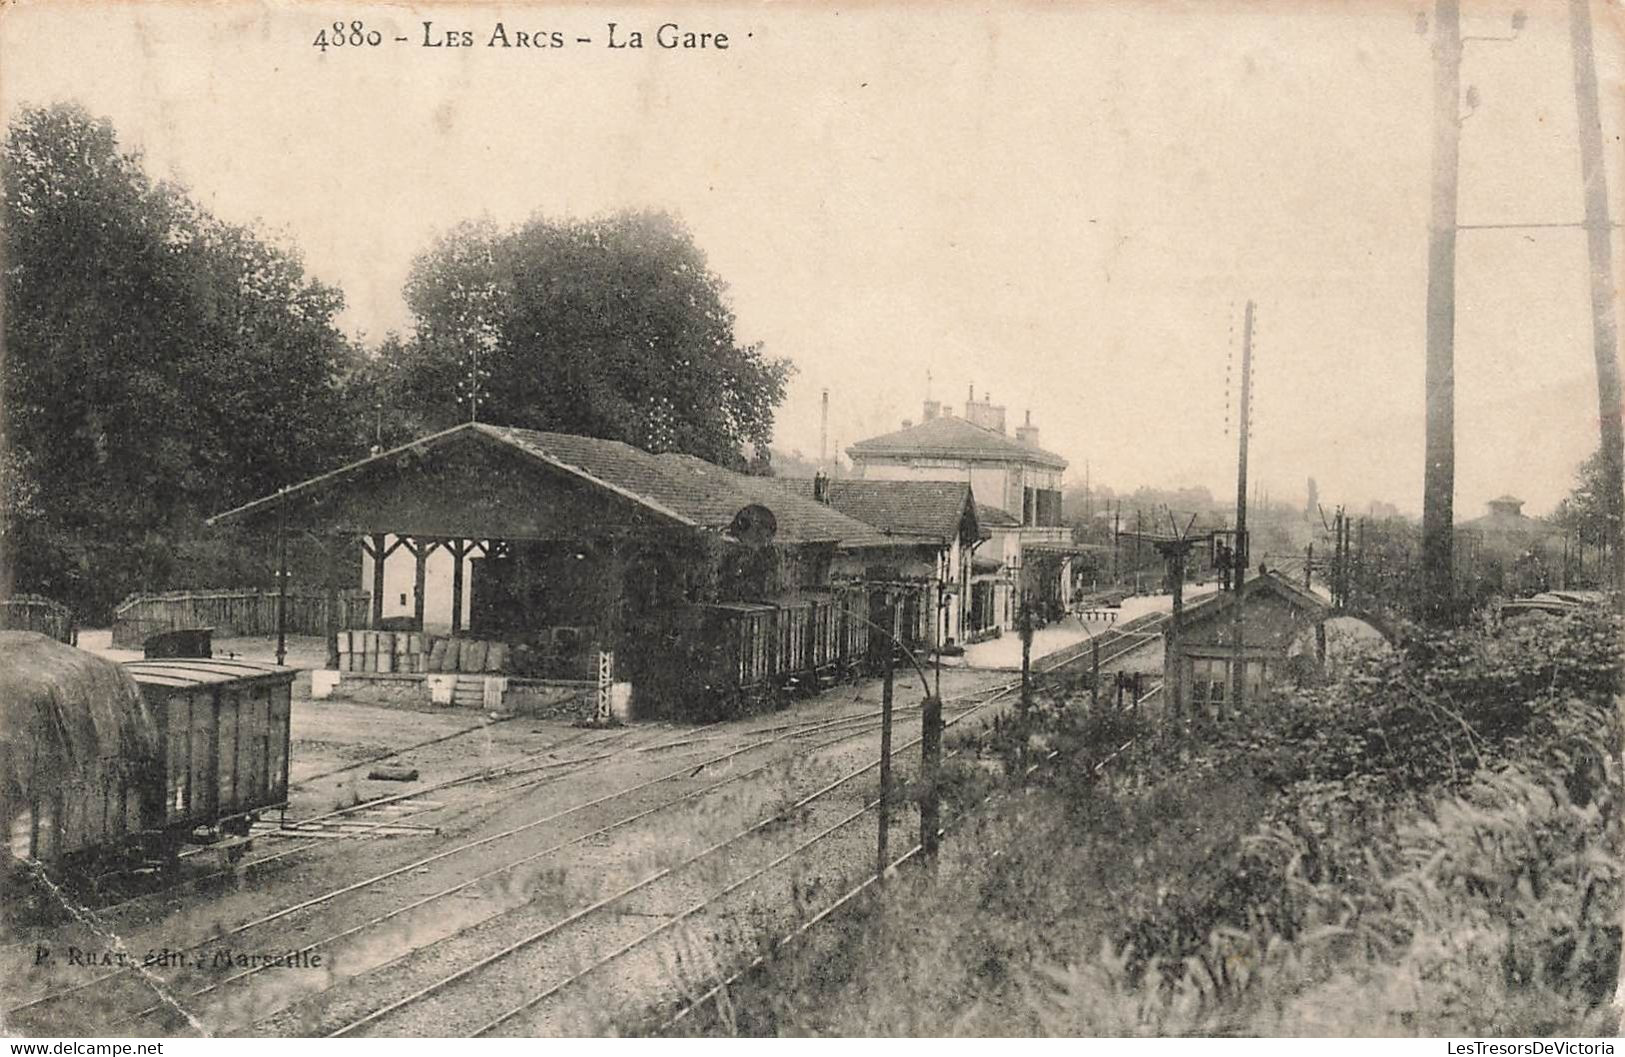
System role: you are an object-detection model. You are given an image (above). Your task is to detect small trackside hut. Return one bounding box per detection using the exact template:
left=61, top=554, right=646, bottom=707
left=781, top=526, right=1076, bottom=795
left=1162, top=570, right=1333, bottom=719
left=208, top=423, right=922, bottom=721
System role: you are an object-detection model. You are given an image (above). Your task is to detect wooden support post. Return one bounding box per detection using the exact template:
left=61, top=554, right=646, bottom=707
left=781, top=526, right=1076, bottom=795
left=1090, top=636, right=1101, bottom=710
left=920, top=690, right=942, bottom=868
left=449, top=539, right=467, bottom=634
left=1019, top=600, right=1033, bottom=783
left=324, top=534, right=341, bottom=670
left=1305, top=543, right=1313, bottom=590
left=371, top=532, right=387, bottom=628
left=275, top=487, right=288, bottom=666
left=1167, top=546, right=1185, bottom=726
left=412, top=539, right=428, bottom=631
left=877, top=608, right=894, bottom=883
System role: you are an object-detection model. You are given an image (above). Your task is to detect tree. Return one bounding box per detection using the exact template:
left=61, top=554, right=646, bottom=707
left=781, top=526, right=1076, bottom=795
left=1552, top=447, right=1616, bottom=587
left=387, top=210, right=792, bottom=468
left=3, top=104, right=364, bottom=619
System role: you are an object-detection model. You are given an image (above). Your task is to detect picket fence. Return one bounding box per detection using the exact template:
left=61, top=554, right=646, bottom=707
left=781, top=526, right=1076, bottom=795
left=112, top=588, right=371, bottom=647
left=0, top=594, right=76, bottom=644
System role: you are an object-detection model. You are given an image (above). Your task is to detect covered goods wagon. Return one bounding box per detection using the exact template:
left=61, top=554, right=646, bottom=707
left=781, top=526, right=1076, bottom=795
left=2, top=632, right=158, bottom=870
left=123, top=659, right=295, bottom=843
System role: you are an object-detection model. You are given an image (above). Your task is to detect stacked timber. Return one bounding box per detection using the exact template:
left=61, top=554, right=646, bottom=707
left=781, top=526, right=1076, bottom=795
left=335, top=630, right=511, bottom=675
left=336, top=629, right=429, bottom=674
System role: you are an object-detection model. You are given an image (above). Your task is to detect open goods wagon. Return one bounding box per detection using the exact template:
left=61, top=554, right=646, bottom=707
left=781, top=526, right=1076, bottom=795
left=2, top=632, right=294, bottom=894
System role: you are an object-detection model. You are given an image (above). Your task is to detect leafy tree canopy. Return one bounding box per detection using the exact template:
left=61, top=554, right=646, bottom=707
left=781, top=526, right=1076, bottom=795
left=2, top=104, right=365, bottom=618
left=384, top=210, right=792, bottom=469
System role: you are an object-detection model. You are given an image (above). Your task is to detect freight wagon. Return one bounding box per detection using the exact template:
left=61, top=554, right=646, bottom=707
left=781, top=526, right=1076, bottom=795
left=2, top=632, right=295, bottom=901
left=633, top=583, right=925, bottom=720
left=124, top=657, right=295, bottom=850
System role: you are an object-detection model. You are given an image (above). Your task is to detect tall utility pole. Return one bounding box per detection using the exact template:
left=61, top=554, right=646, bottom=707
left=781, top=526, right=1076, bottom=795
left=1229, top=300, right=1254, bottom=713
left=1134, top=509, right=1143, bottom=592
left=820, top=388, right=831, bottom=472
left=1112, top=502, right=1122, bottom=585
left=1569, top=0, right=1625, bottom=601
left=1422, top=0, right=1463, bottom=621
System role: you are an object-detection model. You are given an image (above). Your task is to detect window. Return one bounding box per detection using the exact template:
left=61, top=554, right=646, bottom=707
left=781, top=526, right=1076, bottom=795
left=1191, top=658, right=1227, bottom=707
left=1190, top=657, right=1270, bottom=709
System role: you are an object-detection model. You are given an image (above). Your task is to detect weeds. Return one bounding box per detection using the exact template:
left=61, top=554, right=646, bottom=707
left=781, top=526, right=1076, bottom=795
left=656, top=606, right=1621, bottom=1036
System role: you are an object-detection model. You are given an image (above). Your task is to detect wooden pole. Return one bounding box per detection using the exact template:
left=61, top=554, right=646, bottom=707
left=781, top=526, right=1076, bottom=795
left=1112, top=503, right=1121, bottom=586
left=450, top=539, right=466, bottom=634
left=1090, top=635, right=1100, bottom=710
left=412, top=539, right=428, bottom=631
left=324, top=534, right=341, bottom=670
left=920, top=689, right=941, bottom=868
left=1422, top=0, right=1463, bottom=622
left=877, top=600, right=894, bottom=883
left=1019, top=598, right=1033, bottom=783
left=1229, top=300, right=1254, bottom=715
left=370, top=532, right=387, bottom=628
left=1356, top=518, right=1366, bottom=606
left=1167, top=544, right=1185, bottom=725
left=275, top=487, right=288, bottom=666
left=1569, top=0, right=1625, bottom=604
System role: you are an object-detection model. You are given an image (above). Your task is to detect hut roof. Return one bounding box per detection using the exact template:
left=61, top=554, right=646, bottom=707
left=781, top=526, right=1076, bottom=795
left=0, top=632, right=157, bottom=798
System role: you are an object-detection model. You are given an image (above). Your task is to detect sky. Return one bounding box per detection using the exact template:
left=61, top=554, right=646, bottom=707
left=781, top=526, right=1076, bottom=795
left=3, top=0, right=1621, bottom=518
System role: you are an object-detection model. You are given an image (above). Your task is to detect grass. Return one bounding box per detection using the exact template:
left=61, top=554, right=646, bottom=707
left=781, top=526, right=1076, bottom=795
left=650, top=608, right=1623, bottom=1037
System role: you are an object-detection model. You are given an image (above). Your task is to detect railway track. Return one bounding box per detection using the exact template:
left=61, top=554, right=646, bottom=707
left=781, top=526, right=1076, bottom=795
left=138, top=695, right=1006, bottom=1036
left=3, top=682, right=1012, bottom=1034
left=6, top=618, right=1169, bottom=1037
left=658, top=676, right=1167, bottom=1036
left=285, top=630, right=1162, bottom=1036
left=0, top=723, right=644, bottom=957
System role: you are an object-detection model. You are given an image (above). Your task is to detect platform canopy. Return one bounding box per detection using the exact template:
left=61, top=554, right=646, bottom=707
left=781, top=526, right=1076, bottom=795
left=208, top=422, right=889, bottom=548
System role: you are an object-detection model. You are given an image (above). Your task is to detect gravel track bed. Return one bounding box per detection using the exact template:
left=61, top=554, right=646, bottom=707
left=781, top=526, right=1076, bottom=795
left=261, top=738, right=926, bottom=1038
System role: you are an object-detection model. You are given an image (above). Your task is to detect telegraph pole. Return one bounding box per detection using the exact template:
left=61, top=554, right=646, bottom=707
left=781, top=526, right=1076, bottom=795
left=1422, top=0, right=1462, bottom=621
left=1229, top=300, right=1254, bottom=714
left=1112, top=502, right=1121, bottom=586
left=1569, top=0, right=1625, bottom=601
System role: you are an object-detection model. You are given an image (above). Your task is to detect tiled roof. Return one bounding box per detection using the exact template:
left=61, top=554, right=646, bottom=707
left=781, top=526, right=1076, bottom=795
left=650, top=453, right=895, bottom=548
left=848, top=415, right=1067, bottom=470
left=769, top=479, right=975, bottom=542
left=211, top=422, right=896, bottom=548
left=1178, top=571, right=1331, bottom=626
left=976, top=503, right=1021, bottom=529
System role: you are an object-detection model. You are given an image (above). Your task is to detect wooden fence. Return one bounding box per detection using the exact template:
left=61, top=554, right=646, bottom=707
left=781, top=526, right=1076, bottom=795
left=113, top=589, right=371, bottom=647
left=0, top=594, right=76, bottom=644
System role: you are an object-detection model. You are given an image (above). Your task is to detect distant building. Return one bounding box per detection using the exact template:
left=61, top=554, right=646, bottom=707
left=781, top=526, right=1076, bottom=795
left=771, top=477, right=982, bottom=647
left=847, top=387, right=1074, bottom=626
left=1455, top=494, right=1564, bottom=595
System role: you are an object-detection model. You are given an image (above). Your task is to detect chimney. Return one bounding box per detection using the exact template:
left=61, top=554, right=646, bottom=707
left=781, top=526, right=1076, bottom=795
left=923, top=399, right=941, bottom=421
left=902, top=418, right=913, bottom=429
left=964, top=389, right=1006, bottom=434
left=1016, top=409, right=1041, bottom=448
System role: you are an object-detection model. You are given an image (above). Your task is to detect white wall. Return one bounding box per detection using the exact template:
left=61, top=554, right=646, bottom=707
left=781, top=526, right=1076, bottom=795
left=358, top=535, right=477, bottom=633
